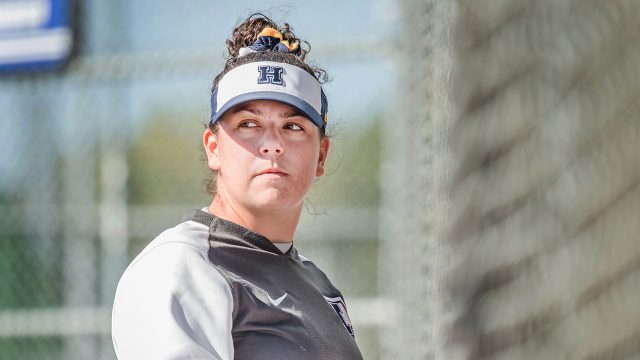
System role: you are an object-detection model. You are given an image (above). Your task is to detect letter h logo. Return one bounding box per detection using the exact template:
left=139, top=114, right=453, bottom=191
left=257, top=65, right=285, bottom=86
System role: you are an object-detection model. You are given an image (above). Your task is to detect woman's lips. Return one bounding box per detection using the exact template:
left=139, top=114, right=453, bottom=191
left=257, top=168, right=288, bottom=177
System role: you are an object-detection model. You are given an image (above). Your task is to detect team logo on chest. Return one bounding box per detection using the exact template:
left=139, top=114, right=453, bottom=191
left=323, top=295, right=354, bottom=337
left=257, top=65, right=285, bottom=86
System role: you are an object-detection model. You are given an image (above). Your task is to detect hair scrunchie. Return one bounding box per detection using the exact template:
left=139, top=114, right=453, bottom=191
left=238, top=27, right=301, bottom=57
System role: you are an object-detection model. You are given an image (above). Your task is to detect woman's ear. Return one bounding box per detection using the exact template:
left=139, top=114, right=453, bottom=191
left=315, top=137, right=330, bottom=177
left=203, top=128, right=221, bottom=171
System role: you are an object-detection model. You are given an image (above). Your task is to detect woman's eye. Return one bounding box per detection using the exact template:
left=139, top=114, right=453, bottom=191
left=238, top=121, right=258, bottom=128
left=284, top=123, right=303, bottom=131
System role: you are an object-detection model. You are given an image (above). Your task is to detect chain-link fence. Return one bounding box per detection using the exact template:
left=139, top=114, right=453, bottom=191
left=379, top=1, right=454, bottom=359
left=446, top=1, right=640, bottom=358
left=0, top=1, right=396, bottom=359
left=382, top=0, right=640, bottom=359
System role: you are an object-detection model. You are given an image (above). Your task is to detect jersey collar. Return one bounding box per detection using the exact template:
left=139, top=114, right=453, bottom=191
left=183, top=209, right=296, bottom=257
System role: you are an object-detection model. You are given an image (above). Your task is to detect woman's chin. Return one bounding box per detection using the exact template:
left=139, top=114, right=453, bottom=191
left=249, top=190, right=302, bottom=211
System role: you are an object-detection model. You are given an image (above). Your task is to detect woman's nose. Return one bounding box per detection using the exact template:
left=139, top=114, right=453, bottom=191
left=259, top=133, right=283, bottom=155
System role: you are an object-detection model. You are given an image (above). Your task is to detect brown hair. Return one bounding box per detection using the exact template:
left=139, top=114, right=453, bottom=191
left=211, top=13, right=328, bottom=91
left=204, top=13, right=329, bottom=196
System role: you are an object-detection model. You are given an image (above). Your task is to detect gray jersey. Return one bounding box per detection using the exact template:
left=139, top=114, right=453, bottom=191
left=112, top=209, right=363, bottom=359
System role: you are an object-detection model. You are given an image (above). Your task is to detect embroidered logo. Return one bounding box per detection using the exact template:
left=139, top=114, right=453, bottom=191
left=268, top=293, right=288, bottom=306
left=323, top=295, right=354, bottom=337
left=257, top=65, right=285, bottom=86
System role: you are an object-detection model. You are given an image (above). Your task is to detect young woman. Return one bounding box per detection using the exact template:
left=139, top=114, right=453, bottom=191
left=112, top=14, right=363, bottom=359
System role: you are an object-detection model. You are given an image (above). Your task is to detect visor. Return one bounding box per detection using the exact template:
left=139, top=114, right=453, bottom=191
left=210, top=61, right=328, bottom=128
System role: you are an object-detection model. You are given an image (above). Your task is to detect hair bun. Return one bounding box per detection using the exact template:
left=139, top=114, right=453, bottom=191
left=226, top=13, right=305, bottom=60
left=237, top=27, right=301, bottom=57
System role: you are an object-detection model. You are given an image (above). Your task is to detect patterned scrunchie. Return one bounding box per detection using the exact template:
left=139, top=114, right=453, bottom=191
left=238, top=27, right=301, bottom=57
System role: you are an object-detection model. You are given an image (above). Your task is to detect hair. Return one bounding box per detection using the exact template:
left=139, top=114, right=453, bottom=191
left=204, top=13, right=329, bottom=197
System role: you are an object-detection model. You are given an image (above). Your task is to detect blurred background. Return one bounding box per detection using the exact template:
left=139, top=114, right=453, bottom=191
left=1, top=0, right=397, bottom=359
left=1, top=0, right=639, bottom=359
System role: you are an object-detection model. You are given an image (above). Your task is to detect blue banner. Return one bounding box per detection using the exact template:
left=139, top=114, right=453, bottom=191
left=0, top=0, right=73, bottom=73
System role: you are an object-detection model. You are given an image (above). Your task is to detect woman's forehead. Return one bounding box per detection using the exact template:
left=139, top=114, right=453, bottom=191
left=229, top=100, right=304, bottom=118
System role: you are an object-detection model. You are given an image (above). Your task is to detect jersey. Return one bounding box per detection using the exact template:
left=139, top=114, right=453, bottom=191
left=112, top=209, right=363, bottom=360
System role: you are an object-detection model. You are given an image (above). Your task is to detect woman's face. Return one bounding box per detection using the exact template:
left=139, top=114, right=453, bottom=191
left=204, top=99, right=329, bottom=213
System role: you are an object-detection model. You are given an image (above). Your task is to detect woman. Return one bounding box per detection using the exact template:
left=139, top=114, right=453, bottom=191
left=112, top=14, right=363, bottom=359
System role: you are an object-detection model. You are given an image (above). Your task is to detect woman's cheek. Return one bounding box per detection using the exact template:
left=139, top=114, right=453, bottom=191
left=297, top=167, right=317, bottom=194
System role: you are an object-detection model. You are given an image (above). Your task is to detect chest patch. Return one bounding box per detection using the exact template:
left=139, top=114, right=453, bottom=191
left=323, top=295, right=354, bottom=337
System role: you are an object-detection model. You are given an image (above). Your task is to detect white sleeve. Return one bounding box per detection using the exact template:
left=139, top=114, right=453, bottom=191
left=112, top=241, right=234, bottom=360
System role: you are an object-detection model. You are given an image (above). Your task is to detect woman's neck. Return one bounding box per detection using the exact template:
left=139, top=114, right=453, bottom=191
left=208, top=195, right=301, bottom=243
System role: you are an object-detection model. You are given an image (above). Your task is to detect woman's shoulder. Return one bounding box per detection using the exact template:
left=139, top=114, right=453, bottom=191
left=112, top=220, right=235, bottom=359
left=294, top=250, right=339, bottom=285
left=113, top=218, right=231, bottom=309
left=129, top=220, right=210, bottom=269
left=115, top=219, right=221, bottom=294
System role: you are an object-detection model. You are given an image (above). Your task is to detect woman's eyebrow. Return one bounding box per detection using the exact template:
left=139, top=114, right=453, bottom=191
left=282, top=109, right=303, bottom=118
left=233, top=106, right=263, bottom=116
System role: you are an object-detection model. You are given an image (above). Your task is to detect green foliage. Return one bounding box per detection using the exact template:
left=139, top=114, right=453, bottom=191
left=0, top=236, right=60, bottom=308
left=309, top=116, right=381, bottom=208
left=0, top=337, right=63, bottom=359
left=0, top=196, right=61, bottom=309
left=127, top=112, right=209, bottom=205
left=0, top=194, right=63, bottom=357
